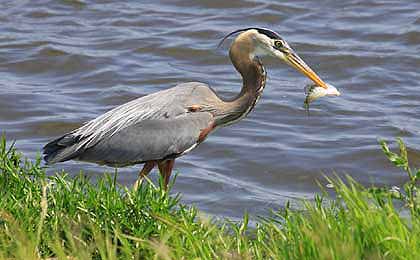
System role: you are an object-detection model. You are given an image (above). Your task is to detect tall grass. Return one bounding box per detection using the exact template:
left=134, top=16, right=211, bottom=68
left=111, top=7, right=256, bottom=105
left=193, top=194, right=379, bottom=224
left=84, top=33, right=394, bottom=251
left=0, top=135, right=419, bottom=259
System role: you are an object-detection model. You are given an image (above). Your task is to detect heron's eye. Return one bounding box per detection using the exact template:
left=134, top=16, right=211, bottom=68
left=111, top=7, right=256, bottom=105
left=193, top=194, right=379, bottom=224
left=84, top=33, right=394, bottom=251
left=274, top=40, right=285, bottom=49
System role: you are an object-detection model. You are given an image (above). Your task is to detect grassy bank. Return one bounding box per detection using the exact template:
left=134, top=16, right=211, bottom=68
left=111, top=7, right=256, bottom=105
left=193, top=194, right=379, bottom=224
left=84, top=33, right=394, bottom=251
left=0, top=136, right=419, bottom=259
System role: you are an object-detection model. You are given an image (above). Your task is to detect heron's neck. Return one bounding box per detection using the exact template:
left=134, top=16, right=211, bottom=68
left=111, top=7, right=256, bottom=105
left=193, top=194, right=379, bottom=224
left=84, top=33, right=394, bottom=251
left=234, top=55, right=266, bottom=99
left=216, top=44, right=267, bottom=127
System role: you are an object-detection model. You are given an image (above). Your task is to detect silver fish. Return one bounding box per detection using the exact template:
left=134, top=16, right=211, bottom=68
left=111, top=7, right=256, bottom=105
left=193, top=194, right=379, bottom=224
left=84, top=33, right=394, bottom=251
left=304, top=83, right=340, bottom=112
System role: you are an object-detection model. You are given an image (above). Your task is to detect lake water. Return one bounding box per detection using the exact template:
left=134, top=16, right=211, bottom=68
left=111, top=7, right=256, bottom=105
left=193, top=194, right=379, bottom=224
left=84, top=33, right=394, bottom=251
left=1, top=0, right=420, bottom=219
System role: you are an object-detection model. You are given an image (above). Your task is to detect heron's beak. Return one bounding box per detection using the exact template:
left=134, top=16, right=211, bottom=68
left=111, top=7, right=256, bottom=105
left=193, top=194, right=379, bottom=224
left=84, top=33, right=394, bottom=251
left=284, top=51, right=328, bottom=89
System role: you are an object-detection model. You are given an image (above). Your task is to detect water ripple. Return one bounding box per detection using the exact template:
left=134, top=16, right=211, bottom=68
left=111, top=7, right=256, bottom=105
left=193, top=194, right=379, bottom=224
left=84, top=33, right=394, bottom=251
left=0, top=0, right=419, bottom=218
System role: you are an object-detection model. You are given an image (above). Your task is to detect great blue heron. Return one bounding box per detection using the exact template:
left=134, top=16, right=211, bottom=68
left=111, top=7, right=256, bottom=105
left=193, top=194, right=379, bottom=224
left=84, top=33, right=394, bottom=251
left=43, top=27, right=335, bottom=190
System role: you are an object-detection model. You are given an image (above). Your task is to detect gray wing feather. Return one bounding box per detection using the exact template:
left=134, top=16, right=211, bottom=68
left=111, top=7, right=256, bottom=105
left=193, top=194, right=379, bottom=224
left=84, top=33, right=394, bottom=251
left=43, top=82, right=218, bottom=164
left=77, top=112, right=213, bottom=166
left=74, top=84, right=194, bottom=148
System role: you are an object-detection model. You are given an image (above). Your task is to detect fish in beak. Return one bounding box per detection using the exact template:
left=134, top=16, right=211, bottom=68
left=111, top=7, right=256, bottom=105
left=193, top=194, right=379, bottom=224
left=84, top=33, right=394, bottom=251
left=284, top=50, right=330, bottom=90
left=279, top=48, right=340, bottom=110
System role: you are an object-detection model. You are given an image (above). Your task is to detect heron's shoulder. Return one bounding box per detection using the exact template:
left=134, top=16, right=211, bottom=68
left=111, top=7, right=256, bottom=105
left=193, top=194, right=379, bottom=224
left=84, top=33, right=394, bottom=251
left=172, top=82, right=218, bottom=98
left=172, top=81, right=211, bottom=91
left=136, top=82, right=212, bottom=100
left=174, top=81, right=209, bottom=88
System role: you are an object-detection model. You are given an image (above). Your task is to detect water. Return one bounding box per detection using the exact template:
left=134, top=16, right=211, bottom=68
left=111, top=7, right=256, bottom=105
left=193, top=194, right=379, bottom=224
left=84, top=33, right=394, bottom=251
left=1, top=0, right=420, bottom=219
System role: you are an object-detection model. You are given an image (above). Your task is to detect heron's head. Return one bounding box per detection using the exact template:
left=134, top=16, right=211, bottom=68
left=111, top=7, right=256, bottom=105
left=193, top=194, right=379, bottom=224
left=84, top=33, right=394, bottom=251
left=220, top=27, right=331, bottom=90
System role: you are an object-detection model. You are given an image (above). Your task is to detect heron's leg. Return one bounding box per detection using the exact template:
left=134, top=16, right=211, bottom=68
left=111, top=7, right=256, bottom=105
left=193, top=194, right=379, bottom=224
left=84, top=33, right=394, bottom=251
left=133, top=161, right=156, bottom=191
left=157, top=159, right=175, bottom=190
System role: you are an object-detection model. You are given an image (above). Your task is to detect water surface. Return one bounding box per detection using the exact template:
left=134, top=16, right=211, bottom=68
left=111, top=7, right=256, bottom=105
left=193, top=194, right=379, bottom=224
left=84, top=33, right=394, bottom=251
left=1, top=0, right=420, bottom=219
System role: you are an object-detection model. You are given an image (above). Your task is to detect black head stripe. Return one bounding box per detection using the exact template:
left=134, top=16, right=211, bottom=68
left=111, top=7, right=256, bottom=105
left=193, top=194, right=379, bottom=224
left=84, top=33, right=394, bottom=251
left=255, top=28, right=281, bottom=40
left=218, top=27, right=281, bottom=48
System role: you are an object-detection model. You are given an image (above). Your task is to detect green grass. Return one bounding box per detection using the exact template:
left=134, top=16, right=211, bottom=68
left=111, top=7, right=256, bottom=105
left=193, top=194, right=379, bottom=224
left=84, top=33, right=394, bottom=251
left=0, top=135, right=419, bottom=259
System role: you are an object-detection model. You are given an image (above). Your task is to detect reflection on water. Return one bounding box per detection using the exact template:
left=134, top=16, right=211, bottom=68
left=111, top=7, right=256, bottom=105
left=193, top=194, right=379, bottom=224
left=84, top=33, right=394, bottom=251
left=1, top=0, right=420, bottom=219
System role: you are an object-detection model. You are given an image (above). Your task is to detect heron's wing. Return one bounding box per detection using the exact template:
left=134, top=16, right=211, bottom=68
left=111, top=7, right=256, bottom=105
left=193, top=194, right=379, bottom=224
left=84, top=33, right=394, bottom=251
left=74, top=84, right=195, bottom=146
left=43, top=82, right=218, bottom=164
left=77, top=112, right=214, bottom=166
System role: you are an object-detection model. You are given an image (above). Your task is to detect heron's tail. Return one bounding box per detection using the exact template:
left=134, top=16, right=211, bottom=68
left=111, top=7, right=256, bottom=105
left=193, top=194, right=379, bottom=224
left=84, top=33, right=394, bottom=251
left=43, top=133, right=83, bottom=164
